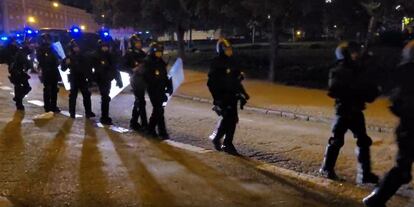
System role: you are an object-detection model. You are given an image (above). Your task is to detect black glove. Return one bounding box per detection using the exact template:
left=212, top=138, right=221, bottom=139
left=116, top=79, right=123, bottom=88
left=237, top=93, right=248, bottom=110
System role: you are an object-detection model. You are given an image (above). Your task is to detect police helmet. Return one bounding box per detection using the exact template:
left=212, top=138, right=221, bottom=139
left=130, top=34, right=142, bottom=45
left=216, top=38, right=232, bottom=56
left=68, top=39, right=79, bottom=51
left=401, top=40, right=414, bottom=65
left=149, top=42, right=164, bottom=54
left=40, top=33, right=52, bottom=43
left=335, top=41, right=361, bottom=61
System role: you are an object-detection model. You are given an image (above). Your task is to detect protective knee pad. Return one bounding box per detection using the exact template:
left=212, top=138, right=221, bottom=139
left=328, top=136, right=345, bottom=149
left=102, top=96, right=111, bottom=103
left=357, top=135, right=373, bottom=148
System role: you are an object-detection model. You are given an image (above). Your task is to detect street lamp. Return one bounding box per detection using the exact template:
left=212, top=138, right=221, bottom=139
left=27, top=16, right=36, bottom=24
left=80, top=25, right=86, bottom=30
left=52, top=2, right=59, bottom=8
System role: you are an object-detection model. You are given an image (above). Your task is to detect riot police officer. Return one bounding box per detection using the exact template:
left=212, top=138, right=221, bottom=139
left=62, top=40, right=95, bottom=119
left=363, top=41, right=414, bottom=207
left=3, top=38, right=32, bottom=110
left=92, top=39, right=123, bottom=125
left=124, top=34, right=148, bottom=131
left=143, top=42, right=172, bottom=139
left=37, top=33, right=61, bottom=113
left=319, top=41, right=380, bottom=184
left=208, top=38, right=249, bottom=155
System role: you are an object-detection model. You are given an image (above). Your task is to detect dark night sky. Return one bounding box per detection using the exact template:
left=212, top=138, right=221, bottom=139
left=58, top=0, right=93, bottom=12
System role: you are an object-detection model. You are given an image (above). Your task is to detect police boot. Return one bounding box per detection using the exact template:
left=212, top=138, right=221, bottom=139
left=222, top=124, right=239, bottom=156
left=158, top=117, right=170, bottom=140
left=356, top=147, right=379, bottom=184
left=363, top=168, right=405, bottom=207
left=14, top=97, right=24, bottom=111
left=83, top=97, right=95, bottom=119
left=130, top=107, right=141, bottom=131
left=51, top=89, right=60, bottom=113
left=100, top=117, right=113, bottom=125
left=319, top=143, right=341, bottom=180
left=211, top=119, right=226, bottom=151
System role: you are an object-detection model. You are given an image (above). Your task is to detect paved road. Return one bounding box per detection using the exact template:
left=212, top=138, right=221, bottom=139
left=0, top=65, right=411, bottom=206
left=0, top=68, right=367, bottom=206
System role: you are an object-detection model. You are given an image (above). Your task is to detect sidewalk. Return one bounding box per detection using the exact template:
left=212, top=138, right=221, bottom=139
left=177, top=70, right=397, bottom=129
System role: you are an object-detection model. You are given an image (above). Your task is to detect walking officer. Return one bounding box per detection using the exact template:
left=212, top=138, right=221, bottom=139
left=37, top=33, right=61, bottom=113
left=207, top=38, right=249, bottom=155
left=2, top=38, right=32, bottom=110
left=319, top=41, right=380, bottom=184
left=62, top=40, right=95, bottom=119
left=363, top=40, right=414, bottom=207
left=143, top=42, right=172, bottom=139
left=92, top=39, right=123, bottom=125
left=124, top=34, right=148, bottom=131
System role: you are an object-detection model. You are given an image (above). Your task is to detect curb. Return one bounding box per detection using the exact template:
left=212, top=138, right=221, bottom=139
left=174, top=94, right=394, bottom=133
left=254, top=161, right=408, bottom=206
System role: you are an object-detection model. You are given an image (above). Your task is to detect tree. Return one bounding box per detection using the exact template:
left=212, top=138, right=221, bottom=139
left=241, top=0, right=316, bottom=81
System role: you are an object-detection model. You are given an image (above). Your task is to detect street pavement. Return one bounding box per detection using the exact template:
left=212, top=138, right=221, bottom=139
left=0, top=65, right=411, bottom=206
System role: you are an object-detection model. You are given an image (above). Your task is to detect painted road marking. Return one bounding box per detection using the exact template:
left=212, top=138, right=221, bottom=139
left=0, top=86, right=12, bottom=91
left=96, top=122, right=130, bottom=133
left=60, top=111, right=83, bottom=118
left=240, top=118, right=254, bottom=122
left=163, top=140, right=213, bottom=154
left=28, top=100, right=45, bottom=107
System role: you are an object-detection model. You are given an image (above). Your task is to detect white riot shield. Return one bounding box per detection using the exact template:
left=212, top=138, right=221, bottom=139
left=163, top=58, right=184, bottom=106
left=109, top=71, right=131, bottom=99
left=52, top=42, right=71, bottom=91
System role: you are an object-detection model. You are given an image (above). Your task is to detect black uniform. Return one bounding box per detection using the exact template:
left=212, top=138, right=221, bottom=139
left=143, top=54, right=171, bottom=138
left=37, top=42, right=60, bottom=112
left=62, top=47, right=95, bottom=118
left=124, top=47, right=148, bottom=130
left=3, top=41, right=32, bottom=110
left=91, top=48, right=122, bottom=125
left=320, top=58, right=380, bottom=183
left=363, top=62, right=414, bottom=207
left=208, top=54, right=248, bottom=155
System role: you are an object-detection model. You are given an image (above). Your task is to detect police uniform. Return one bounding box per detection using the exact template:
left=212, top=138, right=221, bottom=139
left=3, top=39, right=32, bottom=110
left=320, top=42, right=380, bottom=183
left=62, top=40, right=95, bottom=119
left=143, top=42, right=171, bottom=139
left=92, top=40, right=123, bottom=125
left=208, top=38, right=249, bottom=155
left=363, top=41, right=414, bottom=207
left=124, top=35, right=148, bottom=131
left=37, top=34, right=61, bottom=113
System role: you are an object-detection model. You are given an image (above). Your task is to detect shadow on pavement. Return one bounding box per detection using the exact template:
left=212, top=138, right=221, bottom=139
left=7, top=118, right=73, bottom=206
left=104, top=128, right=177, bottom=207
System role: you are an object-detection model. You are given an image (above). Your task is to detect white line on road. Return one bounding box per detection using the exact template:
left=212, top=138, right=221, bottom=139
left=163, top=140, right=213, bottom=154
left=240, top=117, right=254, bottom=122
left=95, top=122, right=130, bottom=133
left=60, top=111, right=83, bottom=118
left=0, top=86, right=12, bottom=91
left=28, top=100, right=45, bottom=107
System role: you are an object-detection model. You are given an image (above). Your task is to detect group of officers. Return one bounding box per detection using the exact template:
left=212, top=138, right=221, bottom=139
left=1, top=33, right=172, bottom=139
left=1, top=30, right=414, bottom=206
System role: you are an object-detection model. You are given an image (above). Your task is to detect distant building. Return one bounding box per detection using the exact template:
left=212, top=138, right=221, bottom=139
left=0, top=0, right=99, bottom=34
left=158, top=29, right=222, bottom=42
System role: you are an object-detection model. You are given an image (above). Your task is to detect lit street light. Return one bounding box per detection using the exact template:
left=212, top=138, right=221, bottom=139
left=27, top=16, right=36, bottom=24
left=80, top=25, right=86, bottom=30
left=53, top=2, right=59, bottom=8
